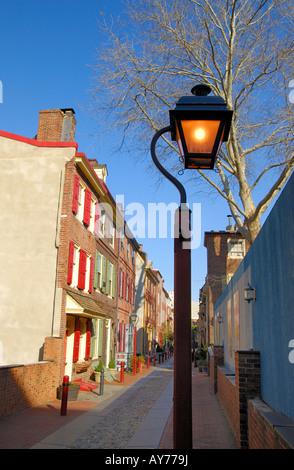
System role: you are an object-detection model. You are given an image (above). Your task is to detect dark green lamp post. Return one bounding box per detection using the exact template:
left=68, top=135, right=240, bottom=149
left=150, top=84, right=232, bottom=449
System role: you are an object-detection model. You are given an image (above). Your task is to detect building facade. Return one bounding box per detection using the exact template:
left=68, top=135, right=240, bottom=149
left=201, top=220, right=250, bottom=346
left=0, top=108, right=138, bottom=384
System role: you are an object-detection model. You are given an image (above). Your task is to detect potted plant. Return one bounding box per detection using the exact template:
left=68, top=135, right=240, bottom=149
left=57, top=381, right=80, bottom=401
left=108, top=357, right=116, bottom=371
left=94, top=360, right=104, bottom=382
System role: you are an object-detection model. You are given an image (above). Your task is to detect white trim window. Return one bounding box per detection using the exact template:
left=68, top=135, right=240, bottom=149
left=72, top=244, right=80, bottom=288
left=109, top=221, right=114, bottom=247
left=228, top=239, right=245, bottom=258
left=99, top=208, right=105, bottom=236
left=77, top=182, right=85, bottom=222
left=89, top=198, right=96, bottom=233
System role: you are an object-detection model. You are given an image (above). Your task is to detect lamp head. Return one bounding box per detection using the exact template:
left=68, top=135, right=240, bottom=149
left=169, top=84, right=233, bottom=169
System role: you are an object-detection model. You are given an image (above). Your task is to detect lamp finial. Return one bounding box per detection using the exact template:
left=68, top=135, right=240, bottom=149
left=191, top=84, right=211, bottom=96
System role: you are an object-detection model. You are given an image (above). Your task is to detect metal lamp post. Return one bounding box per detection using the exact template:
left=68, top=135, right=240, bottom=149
left=129, top=313, right=139, bottom=373
left=150, top=84, right=232, bottom=449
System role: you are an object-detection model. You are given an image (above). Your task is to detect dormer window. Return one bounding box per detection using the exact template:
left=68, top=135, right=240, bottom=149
left=228, top=239, right=245, bottom=258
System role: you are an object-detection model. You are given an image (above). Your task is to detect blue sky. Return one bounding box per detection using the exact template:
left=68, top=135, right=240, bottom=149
left=0, top=0, right=247, bottom=299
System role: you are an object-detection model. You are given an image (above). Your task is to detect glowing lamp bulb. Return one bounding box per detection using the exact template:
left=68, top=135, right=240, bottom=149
left=194, top=128, right=205, bottom=141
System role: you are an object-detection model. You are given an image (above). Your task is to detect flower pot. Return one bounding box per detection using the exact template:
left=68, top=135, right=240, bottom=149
left=57, top=384, right=80, bottom=401
left=203, top=366, right=207, bottom=373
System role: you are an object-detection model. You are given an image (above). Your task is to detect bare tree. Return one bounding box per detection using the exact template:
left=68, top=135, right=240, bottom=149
left=90, top=0, right=294, bottom=243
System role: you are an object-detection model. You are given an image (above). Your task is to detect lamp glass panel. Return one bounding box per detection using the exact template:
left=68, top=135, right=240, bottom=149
left=176, top=126, right=184, bottom=157
left=180, top=120, right=221, bottom=154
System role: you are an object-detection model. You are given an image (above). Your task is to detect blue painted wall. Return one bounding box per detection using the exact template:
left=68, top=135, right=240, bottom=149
left=215, top=171, right=294, bottom=421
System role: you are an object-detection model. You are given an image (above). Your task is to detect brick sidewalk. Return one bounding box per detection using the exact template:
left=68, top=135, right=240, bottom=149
left=0, top=365, right=153, bottom=449
left=159, top=366, right=237, bottom=449
left=0, top=361, right=237, bottom=449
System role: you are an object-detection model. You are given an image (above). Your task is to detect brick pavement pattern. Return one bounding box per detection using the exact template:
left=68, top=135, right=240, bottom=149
left=0, top=359, right=237, bottom=449
left=159, top=367, right=237, bottom=449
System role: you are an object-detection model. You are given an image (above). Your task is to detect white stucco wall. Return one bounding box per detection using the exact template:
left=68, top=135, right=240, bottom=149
left=0, top=135, right=76, bottom=364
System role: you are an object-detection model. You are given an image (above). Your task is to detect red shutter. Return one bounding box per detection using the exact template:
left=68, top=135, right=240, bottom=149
left=127, top=276, right=130, bottom=303
left=67, top=241, right=75, bottom=284
left=94, top=202, right=99, bottom=235
left=72, top=175, right=80, bottom=214
left=123, top=273, right=127, bottom=299
left=85, top=320, right=92, bottom=360
left=119, top=322, right=123, bottom=352
left=73, top=318, right=81, bottom=362
left=119, top=269, right=122, bottom=297
left=132, top=281, right=135, bottom=305
left=83, top=188, right=91, bottom=226
left=123, top=323, right=126, bottom=351
left=89, top=257, right=94, bottom=293
left=78, top=249, right=87, bottom=290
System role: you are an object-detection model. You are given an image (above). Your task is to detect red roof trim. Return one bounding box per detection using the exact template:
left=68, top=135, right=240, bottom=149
left=0, top=130, right=78, bottom=149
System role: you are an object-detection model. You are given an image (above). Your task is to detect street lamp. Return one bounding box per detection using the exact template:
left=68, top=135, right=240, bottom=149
left=169, top=84, right=233, bottom=170
left=150, top=84, right=232, bottom=449
left=244, top=283, right=256, bottom=303
left=129, top=313, right=139, bottom=373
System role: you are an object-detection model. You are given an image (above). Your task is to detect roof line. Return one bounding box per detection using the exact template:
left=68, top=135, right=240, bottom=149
left=0, top=130, right=78, bottom=149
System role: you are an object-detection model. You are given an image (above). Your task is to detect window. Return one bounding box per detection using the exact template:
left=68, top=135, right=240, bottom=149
left=84, top=253, right=93, bottom=292
left=99, top=209, right=105, bottom=236
left=89, top=198, right=96, bottom=233
left=109, top=221, right=114, bottom=247
left=77, top=183, right=85, bottom=222
left=67, top=242, right=93, bottom=293
left=228, top=239, right=245, bottom=258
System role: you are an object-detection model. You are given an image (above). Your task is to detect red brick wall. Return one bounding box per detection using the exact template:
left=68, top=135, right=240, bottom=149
left=37, top=109, right=64, bottom=141
left=0, top=337, right=62, bottom=419
left=37, top=109, right=76, bottom=142
left=235, top=351, right=261, bottom=448
left=248, top=398, right=293, bottom=449
left=217, top=366, right=239, bottom=442
left=213, top=349, right=293, bottom=449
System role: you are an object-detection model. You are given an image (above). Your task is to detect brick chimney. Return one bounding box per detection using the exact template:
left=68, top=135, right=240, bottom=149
left=37, top=108, right=76, bottom=142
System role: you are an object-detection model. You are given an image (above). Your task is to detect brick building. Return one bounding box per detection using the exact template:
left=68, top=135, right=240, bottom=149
left=0, top=108, right=138, bottom=409
left=201, top=217, right=250, bottom=346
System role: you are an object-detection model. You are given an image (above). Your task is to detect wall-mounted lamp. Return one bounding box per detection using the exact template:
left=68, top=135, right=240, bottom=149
left=129, top=313, right=139, bottom=326
left=216, top=312, right=223, bottom=324
left=244, top=283, right=256, bottom=303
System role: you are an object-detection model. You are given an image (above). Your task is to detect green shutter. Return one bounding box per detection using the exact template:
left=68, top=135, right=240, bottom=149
left=90, top=319, right=97, bottom=357
left=106, top=261, right=110, bottom=295
left=101, top=256, right=106, bottom=292
left=94, top=250, right=99, bottom=289
left=98, top=319, right=104, bottom=357
left=112, top=265, right=116, bottom=298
